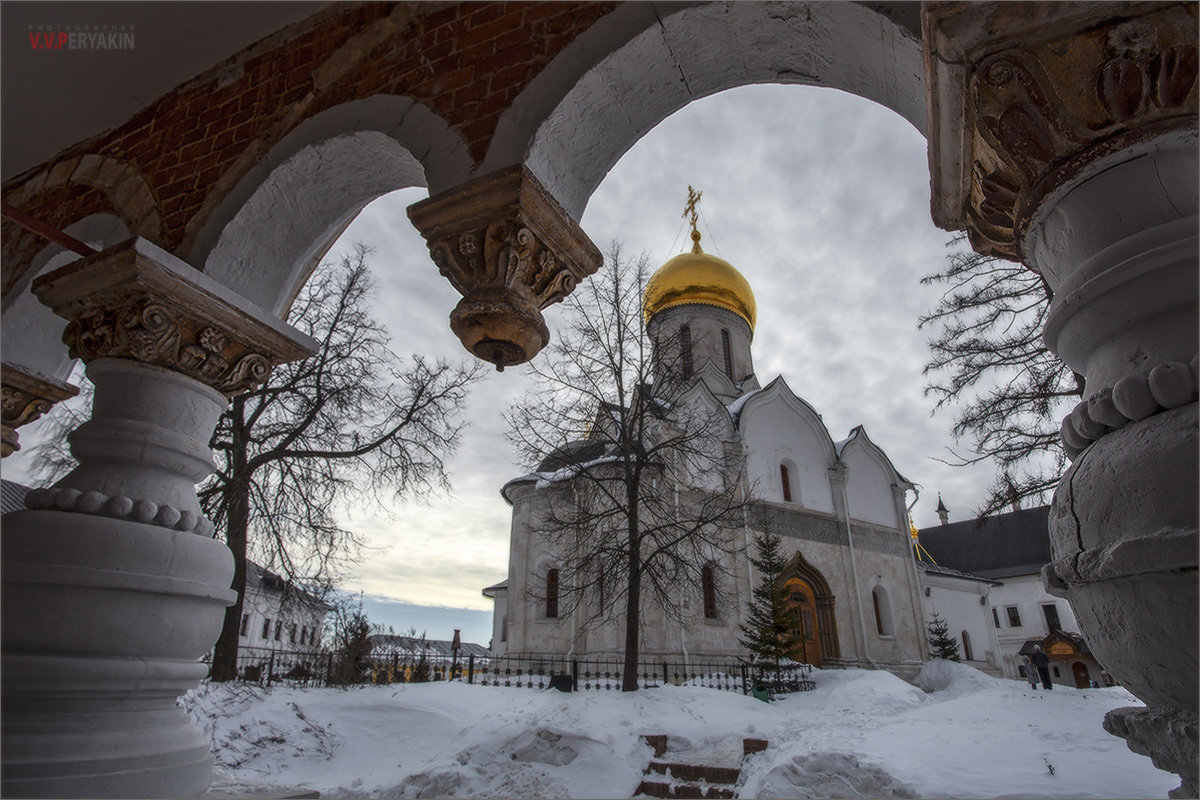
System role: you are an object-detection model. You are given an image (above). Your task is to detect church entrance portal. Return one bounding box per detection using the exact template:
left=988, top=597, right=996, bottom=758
left=783, top=577, right=822, bottom=667
left=779, top=552, right=839, bottom=668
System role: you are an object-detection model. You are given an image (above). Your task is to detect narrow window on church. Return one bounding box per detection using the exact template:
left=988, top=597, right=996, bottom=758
left=721, top=328, right=733, bottom=379
left=262, top=617, right=271, bottom=639
left=992, top=607, right=1001, bottom=628
left=289, top=623, right=297, bottom=644
left=780, top=464, right=792, bottom=502
left=274, top=620, right=282, bottom=641
left=240, top=614, right=249, bottom=637
left=872, top=586, right=894, bottom=636
left=597, top=564, right=606, bottom=614
left=546, top=568, right=559, bottom=619
left=680, top=326, right=693, bottom=379
left=961, top=630, right=973, bottom=661
left=702, top=565, right=717, bottom=619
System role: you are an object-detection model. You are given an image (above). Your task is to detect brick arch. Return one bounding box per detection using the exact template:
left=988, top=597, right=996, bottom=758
left=512, top=1, right=927, bottom=220
left=1, top=156, right=163, bottom=302
left=189, top=96, right=470, bottom=316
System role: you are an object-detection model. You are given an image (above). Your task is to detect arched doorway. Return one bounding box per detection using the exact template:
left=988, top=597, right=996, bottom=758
left=782, top=577, right=821, bottom=667
left=1073, top=661, right=1091, bottom=689
left=779, top=551, right=839, bottom=668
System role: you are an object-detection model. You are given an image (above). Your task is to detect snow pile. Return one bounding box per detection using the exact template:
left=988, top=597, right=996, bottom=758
left=753, top=752, right=916, bottom=799
left=183, top=665, right=1177, bottom=798
left=915, top=658, right=1005, bottom=696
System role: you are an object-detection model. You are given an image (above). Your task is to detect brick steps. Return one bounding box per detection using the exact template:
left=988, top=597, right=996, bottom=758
left=634, top=735, right=768, bottom=799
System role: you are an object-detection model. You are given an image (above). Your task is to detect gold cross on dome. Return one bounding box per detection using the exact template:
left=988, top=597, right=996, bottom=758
left=683, top=185, right=703, bottom=252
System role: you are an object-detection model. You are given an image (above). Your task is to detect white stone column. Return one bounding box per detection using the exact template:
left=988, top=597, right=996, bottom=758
left=2, top=239, right=315, bottom=798
left=1027, top=131, right=1198, bottom=798
left=925, top=5, right=1197, bottom=794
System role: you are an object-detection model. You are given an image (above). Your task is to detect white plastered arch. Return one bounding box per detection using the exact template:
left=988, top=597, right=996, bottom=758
left=839, top=426, right=911, bottom=529
left=500, top=1, right=926, bottom=220
left=193, top=96, right=471, bottom=316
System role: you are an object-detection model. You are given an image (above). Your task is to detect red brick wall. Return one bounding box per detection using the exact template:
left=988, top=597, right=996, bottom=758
left=2, top=1, right=617, bottom=298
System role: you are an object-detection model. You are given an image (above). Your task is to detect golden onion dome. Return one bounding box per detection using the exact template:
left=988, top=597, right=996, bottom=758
left=643, top=231, right=757, bottom=330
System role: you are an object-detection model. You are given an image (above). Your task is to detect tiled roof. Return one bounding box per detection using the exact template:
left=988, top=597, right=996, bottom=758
left=918, top=561, right=1002, bottom=585
left=369, top=634, right=490, bottom=658
left=915, top=506, right=1052, bottom=578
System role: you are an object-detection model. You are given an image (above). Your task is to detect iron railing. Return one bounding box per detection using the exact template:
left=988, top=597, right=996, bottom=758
left=217, top=647, right=815, bottom=696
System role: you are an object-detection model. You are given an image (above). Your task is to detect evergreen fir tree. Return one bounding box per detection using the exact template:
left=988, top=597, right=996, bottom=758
left=738, top=532, right=799, bottom=687
left=927, top=612, right=961, bottom=661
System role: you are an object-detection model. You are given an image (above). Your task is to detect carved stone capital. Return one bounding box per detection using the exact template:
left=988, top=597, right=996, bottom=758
left=925, top=2, right=1198, bottom=260
left=31, top=238, right=317, bottom=395
left=408, top=165, right=602, bottom=369
left=0, top=363, right=79, bottom=457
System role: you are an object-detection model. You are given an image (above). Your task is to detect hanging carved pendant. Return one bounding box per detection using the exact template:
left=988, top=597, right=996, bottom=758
left=408, top=165, right=602, bottom=369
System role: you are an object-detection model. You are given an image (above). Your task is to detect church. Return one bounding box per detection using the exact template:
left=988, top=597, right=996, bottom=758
left=486, top=214, right=929, bottom=679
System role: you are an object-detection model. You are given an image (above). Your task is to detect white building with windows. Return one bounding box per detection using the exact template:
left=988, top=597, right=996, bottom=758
left=486, top=228, right=930, bottom=677
left=236, top=561, right=332, bottom=654
left=914, top=505, right=1108, bottom=687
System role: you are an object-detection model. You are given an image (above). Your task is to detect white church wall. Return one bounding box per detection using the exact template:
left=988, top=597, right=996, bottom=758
left=920, top=571, right=1001, bottom=674
left=847, top=548, right=926, bottom=674
left=841, top=442, right=902, bottom=529
left=740, top=393, right=836, bottom=514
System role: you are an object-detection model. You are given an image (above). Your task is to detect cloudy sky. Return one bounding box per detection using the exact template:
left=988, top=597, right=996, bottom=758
left=6, top=84, right=1049, bottom=646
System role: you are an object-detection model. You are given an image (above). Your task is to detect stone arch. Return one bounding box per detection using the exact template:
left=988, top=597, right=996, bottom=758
left=2, top=157, right=162, bottom=303
left=506, top=1, right=925, bottom=219
left=2, top=214, right=132, bottom=382
left=189, top=96, right=472, bottom=316
left=780, top=549, right=841, bottom=664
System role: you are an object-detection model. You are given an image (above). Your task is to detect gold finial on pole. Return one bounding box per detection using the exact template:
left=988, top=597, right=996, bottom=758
left=683, top=185, right=703, bottom=253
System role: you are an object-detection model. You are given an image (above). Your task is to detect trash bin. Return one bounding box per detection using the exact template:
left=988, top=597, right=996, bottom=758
left=549, top=674, right=573, bottom=693
left=751, top=686, right=770, bottom=703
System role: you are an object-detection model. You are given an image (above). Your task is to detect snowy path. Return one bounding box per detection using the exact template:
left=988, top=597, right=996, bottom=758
left=185, top=662, right=1177, bottom=799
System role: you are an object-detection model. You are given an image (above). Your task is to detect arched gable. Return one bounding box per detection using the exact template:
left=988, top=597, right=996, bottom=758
left=736, top=376, right=837, bottom=513
left=671, top=380, right=736, bottom=492
left=839, top=425, right=911, bottom=530
left=192, top=96, right=471, bottom=316
left=511, top=2, right=925, bottom=219
left=674, top=379, right=737, bottom=441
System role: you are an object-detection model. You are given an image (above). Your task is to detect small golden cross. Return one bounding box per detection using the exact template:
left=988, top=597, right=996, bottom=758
left=683, top=185, right=703, bottom=251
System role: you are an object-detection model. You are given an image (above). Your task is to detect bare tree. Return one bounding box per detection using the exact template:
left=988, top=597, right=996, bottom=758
left=506, top=244, right=753, bottom=691
left=199, top=246, right=483, bottom=681
left=919, top=234, right=1083, bottom=519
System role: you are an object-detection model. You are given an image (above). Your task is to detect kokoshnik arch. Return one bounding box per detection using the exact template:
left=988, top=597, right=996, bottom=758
left=0, top=2, right=1195, bottom=797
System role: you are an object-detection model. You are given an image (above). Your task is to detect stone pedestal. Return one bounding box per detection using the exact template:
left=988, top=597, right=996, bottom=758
left=2, top=238, right=315, bottom=798
left=925, top=4, right=1198, bottom=795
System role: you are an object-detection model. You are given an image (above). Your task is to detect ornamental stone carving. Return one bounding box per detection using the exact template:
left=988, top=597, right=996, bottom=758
left=925, top=2, right=1198, bottom=261
left=31, top=237, right=315, bottom=395
left=0, top=363, right=79, bottom=457
left=408, top=165, right=602, bottom=369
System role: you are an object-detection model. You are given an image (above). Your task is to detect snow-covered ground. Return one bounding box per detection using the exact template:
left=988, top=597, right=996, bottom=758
left=184, top=660, right=1176, bottom=799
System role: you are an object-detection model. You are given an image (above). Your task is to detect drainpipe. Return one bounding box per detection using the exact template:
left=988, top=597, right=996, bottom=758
left=838, top=473, right=879, bottom=670
left=901, top=486, right=929, bottom=659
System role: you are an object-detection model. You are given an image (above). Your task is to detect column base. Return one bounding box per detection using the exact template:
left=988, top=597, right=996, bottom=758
left=1105, top=706, right=1199, bottom=799
left=2, top=510, right=235, bottom=798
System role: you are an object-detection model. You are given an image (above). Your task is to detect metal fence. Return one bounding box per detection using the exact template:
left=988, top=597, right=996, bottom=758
left=222, top=647, right=814, bottom=697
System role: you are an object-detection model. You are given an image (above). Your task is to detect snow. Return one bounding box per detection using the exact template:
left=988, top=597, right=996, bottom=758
left=184, top=661, right=1177, bottom=799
